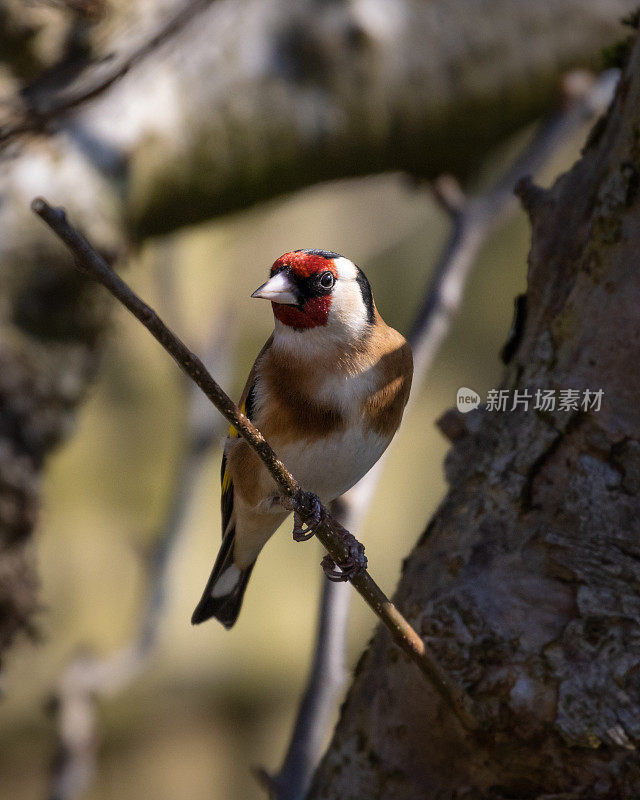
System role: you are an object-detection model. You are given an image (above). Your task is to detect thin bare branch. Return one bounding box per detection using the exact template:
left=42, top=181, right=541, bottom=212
left=32, top=196, right=487, bottom=734
left=266, top=66, right=620, bottom=800
left=1, top=0, right=211, bottom=146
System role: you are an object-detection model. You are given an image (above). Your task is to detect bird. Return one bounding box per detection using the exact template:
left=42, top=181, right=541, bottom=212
left=191, top=249, right=413, bottom=628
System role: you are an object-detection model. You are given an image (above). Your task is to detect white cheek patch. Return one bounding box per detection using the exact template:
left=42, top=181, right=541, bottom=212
left=211, top=565, right=241, bottom=597
left=329, top=274, right=369, bottom=338
left=333, top=256, right=358, bottom=281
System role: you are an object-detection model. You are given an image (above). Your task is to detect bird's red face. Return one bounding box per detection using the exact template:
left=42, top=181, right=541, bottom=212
left=252, top=250, right=340, bottom=329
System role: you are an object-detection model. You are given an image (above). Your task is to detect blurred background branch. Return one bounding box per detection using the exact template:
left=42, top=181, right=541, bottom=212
left=47, top=296, right=233, bottom=800
left=2, top=0, right=637, bottom=239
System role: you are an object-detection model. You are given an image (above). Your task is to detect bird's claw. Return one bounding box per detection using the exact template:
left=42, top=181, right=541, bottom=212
left=293, top=516, right=317, bottom=541
left=290, top=491, right=368, bottom=581
left=292, top=491, right=323, bottom=542
left=321, top=532, right=367, bottom=582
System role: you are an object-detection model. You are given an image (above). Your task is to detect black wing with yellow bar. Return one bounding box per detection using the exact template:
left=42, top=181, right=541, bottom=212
left=219, top=382, right=257, bottom=537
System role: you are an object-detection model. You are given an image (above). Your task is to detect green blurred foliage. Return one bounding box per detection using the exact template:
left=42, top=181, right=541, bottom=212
left=0, top=122, right=587, bottom=799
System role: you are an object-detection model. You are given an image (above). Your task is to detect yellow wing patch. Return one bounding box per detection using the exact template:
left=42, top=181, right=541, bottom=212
left=223, top=397, right=248, bottom=500
left=221, top=382, right=256, bottom=535
left=220, top=449, right=234, bottom=535
left=228, top=399, right=246, bottom=439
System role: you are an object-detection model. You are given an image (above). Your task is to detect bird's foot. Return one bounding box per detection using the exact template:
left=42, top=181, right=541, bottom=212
left=292, top=491, right=324, bottom=542
left=321, top=532, right=367, bottom=582
left=289, top=491, right=368, bottom=580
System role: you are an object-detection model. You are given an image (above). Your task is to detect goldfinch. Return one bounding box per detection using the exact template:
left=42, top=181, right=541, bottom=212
left=192, top=250, right=413, bottom=628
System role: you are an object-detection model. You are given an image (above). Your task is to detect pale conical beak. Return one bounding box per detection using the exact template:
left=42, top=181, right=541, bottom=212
left=251, top=271, right=298, bottom=305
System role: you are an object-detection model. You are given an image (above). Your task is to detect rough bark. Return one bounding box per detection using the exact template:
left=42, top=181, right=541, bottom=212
left=308, top=29, right=640, bottom=800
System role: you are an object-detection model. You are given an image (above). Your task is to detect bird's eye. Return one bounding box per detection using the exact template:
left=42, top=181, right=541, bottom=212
left=318, top=272, right=335, bottom=290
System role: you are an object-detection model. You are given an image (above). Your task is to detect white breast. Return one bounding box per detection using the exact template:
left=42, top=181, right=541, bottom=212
left=315, top=366, right=379, bottom=418
left=273, top=422, right=390, bottom=504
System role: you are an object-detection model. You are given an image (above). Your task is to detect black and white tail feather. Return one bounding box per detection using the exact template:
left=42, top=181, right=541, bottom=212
left=191, top=525, right=255, bottom=628
left=192, top=389, right=257, bottom=629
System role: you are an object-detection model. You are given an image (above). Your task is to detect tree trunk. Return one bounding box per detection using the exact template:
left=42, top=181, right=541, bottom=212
left=308, top=29, right=640, bottom=800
